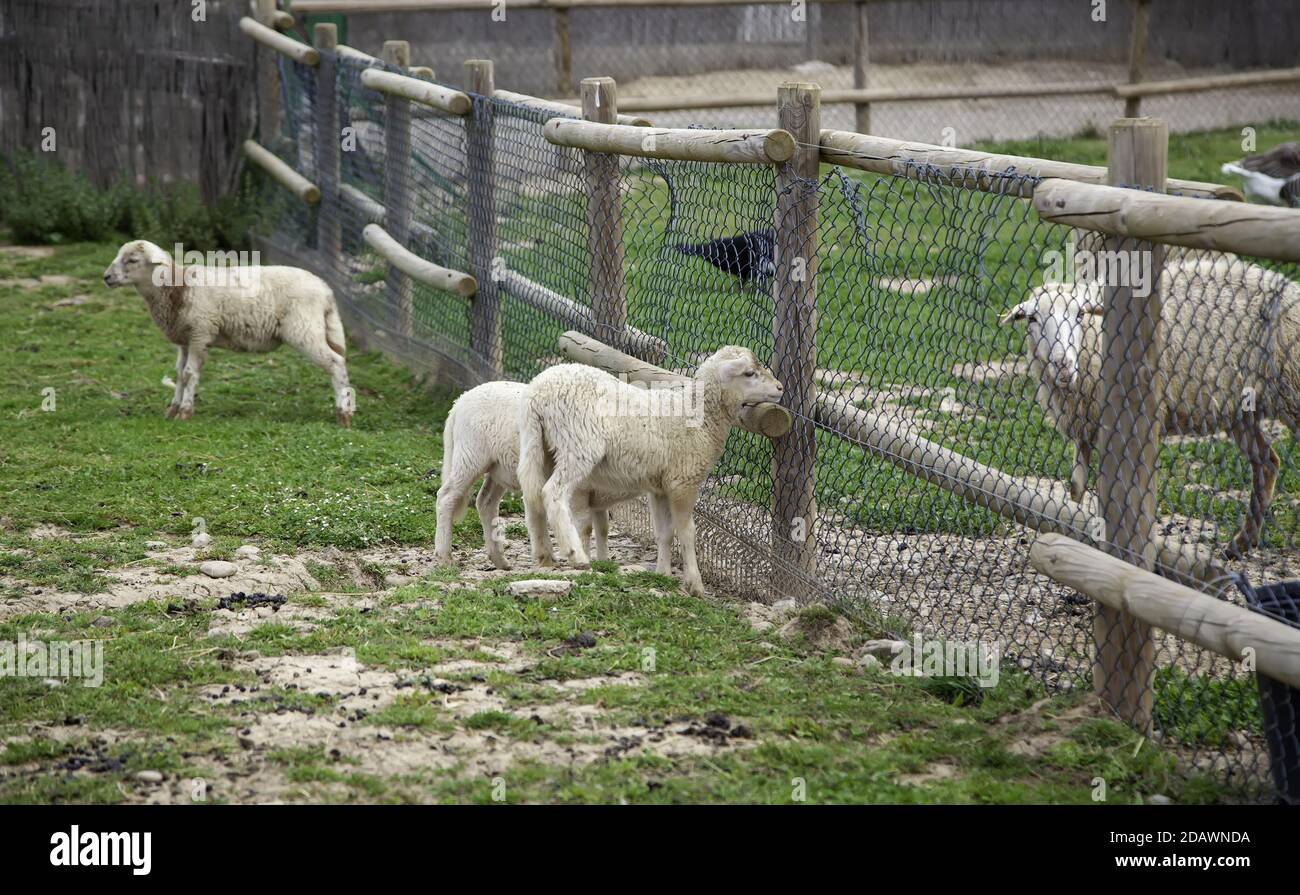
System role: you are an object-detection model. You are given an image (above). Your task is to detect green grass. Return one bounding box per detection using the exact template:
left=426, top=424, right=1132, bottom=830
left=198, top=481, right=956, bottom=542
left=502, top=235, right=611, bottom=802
left=2, top=120, right=1289, bottom=804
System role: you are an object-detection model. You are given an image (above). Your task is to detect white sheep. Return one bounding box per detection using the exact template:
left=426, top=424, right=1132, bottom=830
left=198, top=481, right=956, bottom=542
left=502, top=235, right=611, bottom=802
left=518, top=347, right=784, bottom=596
left=1001, top=257, right=1300, bottom=557
left=434, top=380, right=651, bottom=569
left=103, top=240, right=353, bottom=425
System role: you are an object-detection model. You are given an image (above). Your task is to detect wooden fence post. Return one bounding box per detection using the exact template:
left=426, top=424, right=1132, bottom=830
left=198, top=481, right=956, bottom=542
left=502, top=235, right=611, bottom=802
left=1094, top=117, right=1167, bottom=732
left=314, top=24, right=341, bottom=273
left=1124, top=0, right=1152, bottom=118
left=255, top=0, right=281, bottom=144
left=771, top=82, right=821, bottom=604
left=581, top=77, right=629, bottom=351
left=465, top=59, right=502, bottom=377
left=554, top=9, right=573, bottom=97
left=852, top=1, right=871, bottom=134
left=381, top=40, right=414, bottom=338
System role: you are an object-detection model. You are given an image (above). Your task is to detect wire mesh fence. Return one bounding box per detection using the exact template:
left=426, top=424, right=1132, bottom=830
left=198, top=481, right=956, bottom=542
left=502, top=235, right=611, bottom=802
left=253, top=41, right=1300, bottom=802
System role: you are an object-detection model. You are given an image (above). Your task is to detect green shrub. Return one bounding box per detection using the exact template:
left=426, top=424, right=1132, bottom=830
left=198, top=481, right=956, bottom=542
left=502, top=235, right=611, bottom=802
left=0, top=152, right=257, bottom=249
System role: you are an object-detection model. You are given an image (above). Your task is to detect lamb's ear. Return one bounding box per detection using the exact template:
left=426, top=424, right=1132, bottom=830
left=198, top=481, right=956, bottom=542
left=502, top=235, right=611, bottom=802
left=999, top=300, right=1037, bottom=325
left=1079, top=292, right=1105, bottom=315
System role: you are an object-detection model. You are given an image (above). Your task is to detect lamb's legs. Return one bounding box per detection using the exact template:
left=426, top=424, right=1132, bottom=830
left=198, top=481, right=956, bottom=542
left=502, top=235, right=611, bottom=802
left=290, top=336, right=353, bottom=426
left=518, top=441, right=555, bottom=569
left=652, top=493, right=674, bottom=575
left=543, top=461, right=595, bottom=569
left=1227, top=421, right=1280, bottom=559
left=668, top=491, right=703, bottom=597
left=176, top=339, right=209, bottom=420
left=1070, top=440, right=1092, bottom=503
left=434, top=457, right=484, bottom=565
left=591, top=506, right=610, bottom=562
left=166, top=346, right=188, bottom=418
left=476, top=474, right=511, bottom=570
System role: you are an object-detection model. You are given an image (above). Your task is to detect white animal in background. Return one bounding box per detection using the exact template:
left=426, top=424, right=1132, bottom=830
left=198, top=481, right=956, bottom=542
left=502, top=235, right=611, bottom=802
left=1002, top=258, right=1300, bottom=558
left=103, top=240, right=353, bottom=425
left=518, top=347, right=784, bottom=596
left=1220, top=142, right=1300, bottom=207
left=434, top=381, right=652, bottom=569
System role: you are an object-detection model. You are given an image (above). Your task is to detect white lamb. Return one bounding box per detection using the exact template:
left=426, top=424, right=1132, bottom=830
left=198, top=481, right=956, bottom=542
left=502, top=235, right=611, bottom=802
left=434, top=381, right=650, bottom=569
left=102, top=240, right=353, bottom=425
left=518, top=346, right=784, bottom=596
left=1001, top=257, right=1300, bottom=557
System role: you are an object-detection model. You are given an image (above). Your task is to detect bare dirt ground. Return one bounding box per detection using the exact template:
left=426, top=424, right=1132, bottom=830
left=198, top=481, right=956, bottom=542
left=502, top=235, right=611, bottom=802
left=624, top=60, right=1300, bottom=142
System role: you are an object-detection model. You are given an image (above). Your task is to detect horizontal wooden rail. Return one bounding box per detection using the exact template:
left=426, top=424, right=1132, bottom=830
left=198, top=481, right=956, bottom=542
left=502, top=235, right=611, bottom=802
left=819, top=130, right=1242, bottom=201
left=1115, top=66, right=1300, bottom=98
left=243, top=140, right=320, bottom=204
left=545, top=119, right=795, bottom=164
left=556, top=331, right=793, bottom=438
left=295, top=0, right=885, bottom=10
left=363, top=224, right=476, bottom=296
left=498, top=271, right=667, bottom=364
left=360, top=68, right=472, bottom=115
left=1034, top=179, right=1300, bottom=262
left=272, top=9, right=296, bottom=29
left=494, top=89, right=651, bottom=127
left=239, top=16, right=319, bottom=66
left=340, top=185, right=442, bottom=247
left=814, top=392, right=1221, bottom=584
left=617, top=80, right=1115, bottom=113
left=336, top=44, right=380, bottom=65
left=1031, top=532, right=1300, bottom=690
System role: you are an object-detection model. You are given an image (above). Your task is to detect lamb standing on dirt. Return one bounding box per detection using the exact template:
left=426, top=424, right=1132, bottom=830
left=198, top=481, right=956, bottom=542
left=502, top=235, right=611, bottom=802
left=102, top=240, right=353, bottom=425
left=518, top=347, right=784, bottom=596
left=435, top=381, right=656, bottom=569
left=1001, top=257, right=1300, bottom=557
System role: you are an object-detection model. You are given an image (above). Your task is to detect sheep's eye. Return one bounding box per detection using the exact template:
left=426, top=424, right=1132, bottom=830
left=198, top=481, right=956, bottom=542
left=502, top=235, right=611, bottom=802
left=745, top=370, right=755, bottom=378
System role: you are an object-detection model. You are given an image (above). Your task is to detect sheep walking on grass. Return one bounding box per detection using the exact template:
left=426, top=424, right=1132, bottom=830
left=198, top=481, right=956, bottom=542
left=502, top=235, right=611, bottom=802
left=518, top=347, right=784, bottom=596
left=1002, top=257, right=1300, bottom=558
left=102, top=240, right=354, bottom=425
left=434, top=381, right=650, bottom=569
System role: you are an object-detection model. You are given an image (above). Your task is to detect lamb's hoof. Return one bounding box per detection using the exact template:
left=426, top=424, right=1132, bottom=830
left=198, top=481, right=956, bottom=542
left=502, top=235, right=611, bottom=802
left=685, top=580, right=706, bottom=598
left=177, top=406, right=194, bottom=421
left=533, top=554, right=556, bottom=569
left=488, top=553, right=511, bottom=571
left=565, top=549, right=591, bottom=570
left=165, top=404, right=180, bottom=419
left=336, top=410, right=352, bottom=427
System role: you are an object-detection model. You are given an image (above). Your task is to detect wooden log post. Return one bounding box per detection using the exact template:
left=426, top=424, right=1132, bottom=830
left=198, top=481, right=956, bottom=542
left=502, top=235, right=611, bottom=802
left=381, top=40, right=414, bottom=338
left=255, top=0, right=281, bottom=144
left=852, top=1, right=870, bottom=134
left=581, top=77, right=630, bottom=353
left=465, top=60, right=503, bottom=376
left=314, top=24, right=342, bottom=273
left=1092, top=117, right=1168, bottom=732
left=771, top=82, right=821, bottom=604
left=554, top=8, right=573, bottom=97
left=1124, top=0, right=1152, bottom=118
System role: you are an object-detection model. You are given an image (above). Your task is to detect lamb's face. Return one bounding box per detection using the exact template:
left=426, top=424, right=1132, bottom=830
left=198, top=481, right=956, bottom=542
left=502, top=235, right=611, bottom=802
left=103, top=240, right=170, bottom=289
left=1001, top=285, right=1103, bottom=388
left=709, top=346, right=784, bottom=406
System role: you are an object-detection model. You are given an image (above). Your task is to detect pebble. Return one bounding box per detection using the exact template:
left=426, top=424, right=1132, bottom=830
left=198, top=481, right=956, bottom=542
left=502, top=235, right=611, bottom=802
left=199, top=560, right=237, bottom=579
left=507, top=579, right=572, bottom=599
left=233, top=545, right=260, bottom=561
left=771, top=599, right=798, bottom=615
left=135, top=770, right=164, bottom=784
left=191, top=532, right=212, bottom=549
left=91, top=615, right=114, bottom=628
left=145, top=540, right=169, bottom=549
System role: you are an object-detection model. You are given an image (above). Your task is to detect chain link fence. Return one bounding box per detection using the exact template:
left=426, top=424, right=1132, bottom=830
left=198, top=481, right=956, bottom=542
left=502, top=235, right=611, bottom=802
left=251, top=29, right=1300, bottom=803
